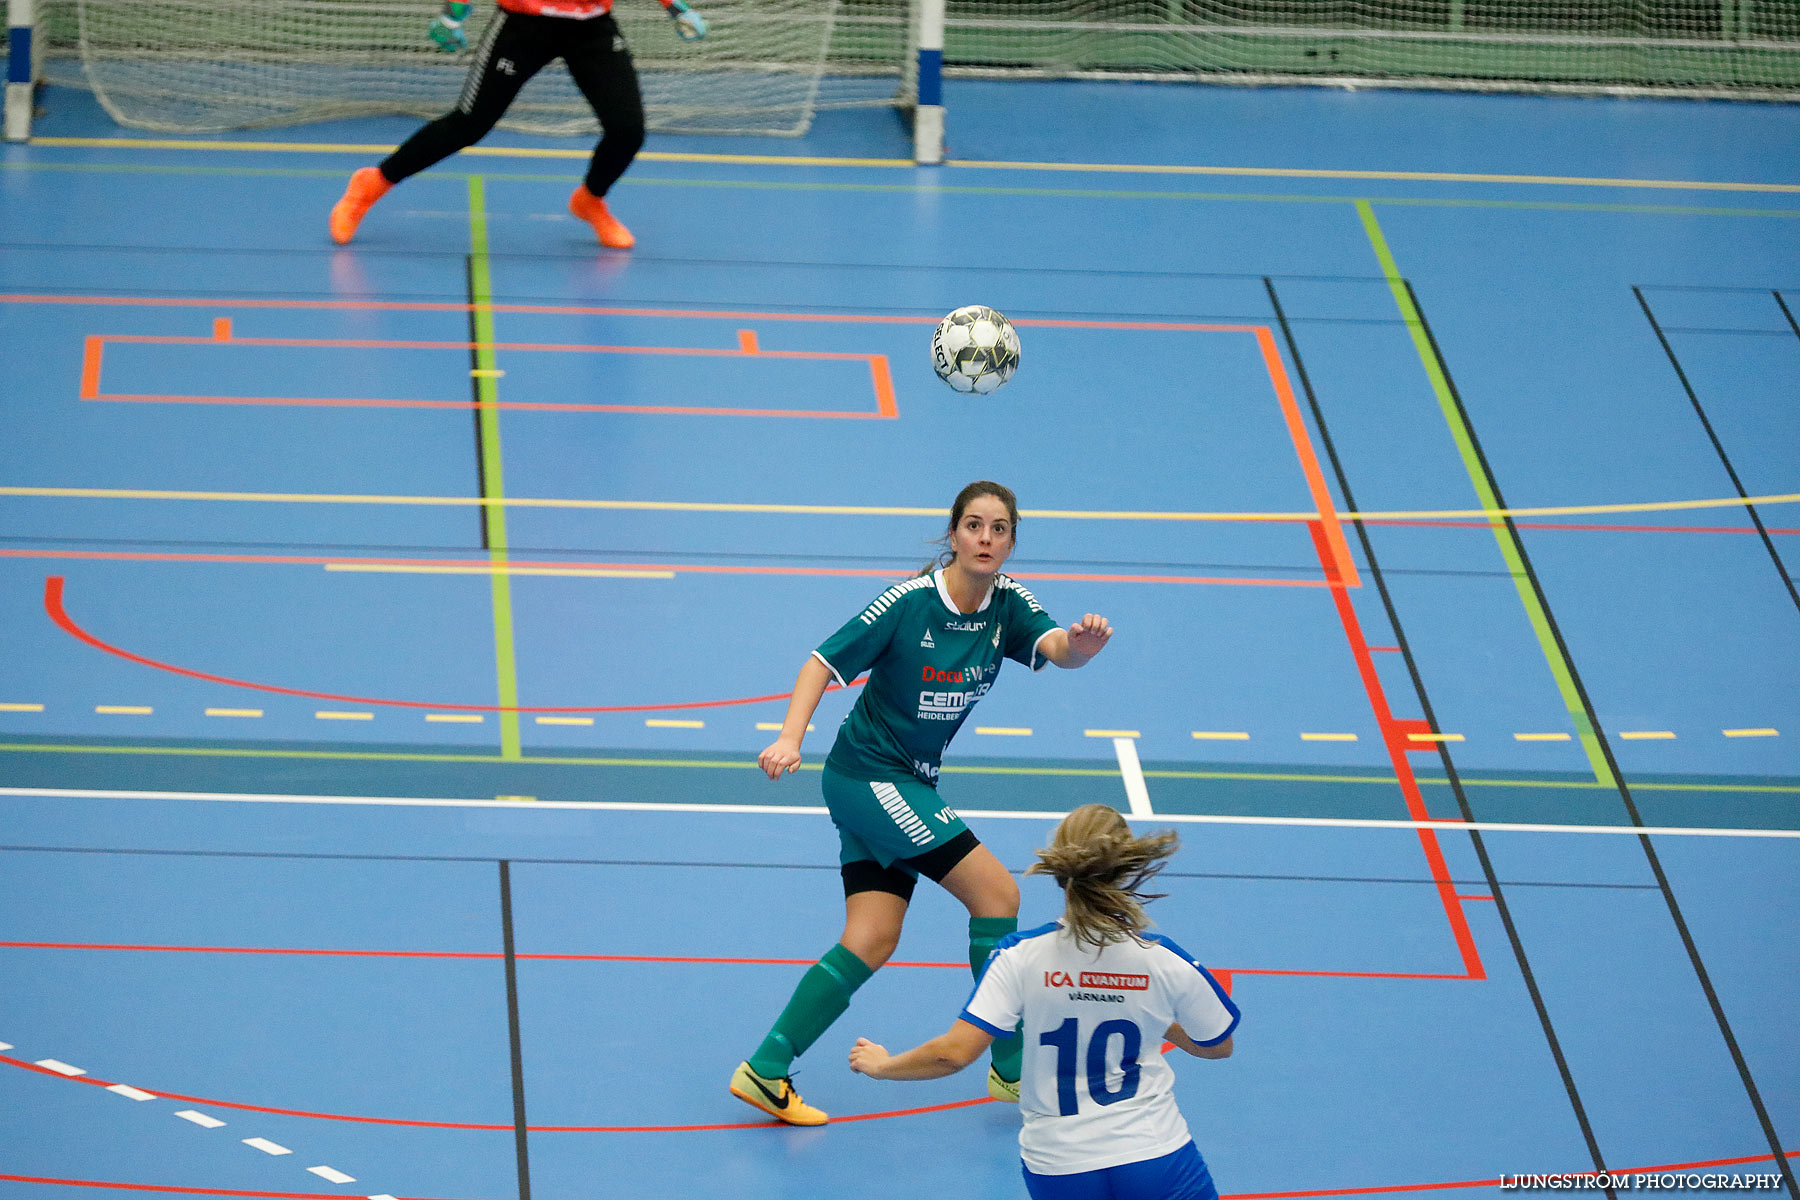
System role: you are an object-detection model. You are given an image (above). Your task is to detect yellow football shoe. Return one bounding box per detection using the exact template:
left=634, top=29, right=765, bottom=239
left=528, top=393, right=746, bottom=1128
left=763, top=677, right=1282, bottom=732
left=730, top=1061, right=828, bottom=1126
left=987, top=1065, right=1021, bottom=1103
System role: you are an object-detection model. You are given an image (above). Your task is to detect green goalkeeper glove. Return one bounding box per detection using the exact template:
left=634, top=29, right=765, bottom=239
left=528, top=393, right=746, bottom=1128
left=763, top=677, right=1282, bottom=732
left=667, top=0, right=707, bottom=40
left=429, top=2, right=473, bottom=52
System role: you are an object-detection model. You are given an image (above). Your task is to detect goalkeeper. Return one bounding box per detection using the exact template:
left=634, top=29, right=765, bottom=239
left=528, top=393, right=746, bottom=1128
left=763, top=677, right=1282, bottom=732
left=329, top=0, right=706, bottom=250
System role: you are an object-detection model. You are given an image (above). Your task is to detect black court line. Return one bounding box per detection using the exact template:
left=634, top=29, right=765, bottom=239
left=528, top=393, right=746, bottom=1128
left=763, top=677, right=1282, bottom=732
left=1265, top=278, right=1616, bottom=1191
left=1777, top=291, right=1800, bottom=342
left=1408, top=280, right=1798, bottom=1199
left=466, top=255, right=492, bottom=552
left=498, top=861, right=531, bottom=1200
left=0, top=841, right=1664, bottom=890
left=1635, top=287, right=1800, bottom=615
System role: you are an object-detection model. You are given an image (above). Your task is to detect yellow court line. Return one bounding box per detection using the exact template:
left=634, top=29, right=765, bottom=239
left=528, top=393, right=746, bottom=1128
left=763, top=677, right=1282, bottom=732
left=646, top=719, right=705, bottom=729
left=1406, top=732, right=1465, bottom=743
left=755, top=722, right=814, bottom=731
left=426, top=714, right=486, bottom=724
left=949, top=158, right=1800, bottom=195
left=497, top=794, right=538, bottom=803
left=1192, top=731, right=1250, bottom=740
left=205, top=708, right=263, bottom=718
left=95, top=706, right=152, bottom=715
left=1084, top=729, right=1140, bottom=738
left=1723, top=728, right=1779, bottom=738
left=0, top=703, right=45, bottom=713
left=976, top=727, right=1034, bottom=736
left=1618, top=730, right=1677, bottom=740
left=324, top=564, right=675, bottom=579
left=315, top=711, right=373, bottom=721
left=30, top=137, right=1799, bottom=193
left=1301, top=732, right=1359, bottom=742
left=535, top=716, right=594, bottom=726
left=1514, top=732, right=1573, bottom=742
left=6, top=485, right=1796, bottom=525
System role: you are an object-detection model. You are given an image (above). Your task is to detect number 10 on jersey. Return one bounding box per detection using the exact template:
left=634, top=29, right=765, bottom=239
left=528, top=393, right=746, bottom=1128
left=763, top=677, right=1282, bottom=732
left=1040, top=1017, right=1143, bottom=1116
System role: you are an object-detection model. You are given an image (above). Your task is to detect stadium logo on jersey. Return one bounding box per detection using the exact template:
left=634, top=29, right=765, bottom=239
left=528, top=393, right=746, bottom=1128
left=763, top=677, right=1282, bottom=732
left=944, top=619, right=984, bottom=632
left=1080, top=972, right=1150, bottom=991
left=920, top=628, right=935, bottom=648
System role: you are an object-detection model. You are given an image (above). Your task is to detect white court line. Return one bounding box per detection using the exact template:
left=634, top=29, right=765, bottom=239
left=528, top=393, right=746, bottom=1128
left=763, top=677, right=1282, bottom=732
left=4, top=786, right=1797, bottom=838
left=243, top=1137, right=292, bottom=1155
left=1113, top=737, right=1153, bottom=818
left=175, top=1110, right=226, bottom=1128
left=106, top=1083, right=156, bottom=1101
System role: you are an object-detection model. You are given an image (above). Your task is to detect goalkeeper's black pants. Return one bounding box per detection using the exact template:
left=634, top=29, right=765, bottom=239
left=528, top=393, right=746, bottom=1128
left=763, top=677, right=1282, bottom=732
left=382, top=9, right=646, bottom=198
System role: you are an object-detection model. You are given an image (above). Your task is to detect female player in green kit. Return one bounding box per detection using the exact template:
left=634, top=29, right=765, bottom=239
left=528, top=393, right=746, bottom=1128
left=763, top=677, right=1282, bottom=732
left=730, top=480, right=1115, bottom=1126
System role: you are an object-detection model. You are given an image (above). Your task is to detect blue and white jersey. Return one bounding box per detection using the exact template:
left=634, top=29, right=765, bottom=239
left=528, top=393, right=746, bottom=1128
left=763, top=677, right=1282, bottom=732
left=961, top=921, right=1239, bottom=1176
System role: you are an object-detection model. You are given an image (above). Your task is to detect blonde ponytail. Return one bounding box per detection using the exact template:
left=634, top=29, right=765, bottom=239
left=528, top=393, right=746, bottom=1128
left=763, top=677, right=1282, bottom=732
left=1026, top=804, right=1179, bottom=951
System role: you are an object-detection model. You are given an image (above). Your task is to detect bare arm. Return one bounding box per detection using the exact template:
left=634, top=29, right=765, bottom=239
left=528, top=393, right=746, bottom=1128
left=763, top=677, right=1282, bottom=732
left=1039, top=613, right=1114, bottom=669
left=756, top=657, right=833, bottom=780
left=849, top=1021, right=995, bottom=1081
left=1166, top=1022, right=1233, bottom=1060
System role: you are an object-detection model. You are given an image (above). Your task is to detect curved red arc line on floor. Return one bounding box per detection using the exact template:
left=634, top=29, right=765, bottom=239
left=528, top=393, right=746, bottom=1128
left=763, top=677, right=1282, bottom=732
left=7, top=1152, right=1796, bottom=1198
left=44, top=575, right=855, bottom=713
left=0, top=1054, right=987, bottom=1132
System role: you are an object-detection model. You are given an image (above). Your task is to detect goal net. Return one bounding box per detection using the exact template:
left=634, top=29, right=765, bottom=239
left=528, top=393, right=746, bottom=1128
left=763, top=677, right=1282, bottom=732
left=62, top=0, right=915, bottom=136
left=941, top=0, right=1800, bottom=98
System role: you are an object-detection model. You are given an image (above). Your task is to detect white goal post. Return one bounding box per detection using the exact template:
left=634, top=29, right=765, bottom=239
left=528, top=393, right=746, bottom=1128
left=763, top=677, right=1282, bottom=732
left=5, top=0, right=43, bottom=140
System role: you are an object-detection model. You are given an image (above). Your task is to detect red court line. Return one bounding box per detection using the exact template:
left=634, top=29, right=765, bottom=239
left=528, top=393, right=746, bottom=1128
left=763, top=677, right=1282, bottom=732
left=80, top=333, right=898, bottom=420
left=5, top=550, right=1325, bottom=589
left=1306, top=521, right=1484, bottom=983
left=9, top=942, right=1456, bottom=984
left=1257, top=327, right=1361, bottom=591
left=44, top=575, right=863, bottom=714
left=8, top=1152, right=1795, bottom=1199
left=0, top=1053, right=990, bottom=1132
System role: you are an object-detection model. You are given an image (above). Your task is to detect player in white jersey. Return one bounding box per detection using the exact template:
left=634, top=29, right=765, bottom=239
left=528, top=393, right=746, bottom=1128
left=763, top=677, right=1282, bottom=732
left=851, top=804, right=1238, bottom=1200
left=729, top=482, right=1115, bottom=1126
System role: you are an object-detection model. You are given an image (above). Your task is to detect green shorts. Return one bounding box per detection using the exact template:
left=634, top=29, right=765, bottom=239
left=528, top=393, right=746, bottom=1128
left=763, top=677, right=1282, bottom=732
left=820, top=761, right=972, bottom=872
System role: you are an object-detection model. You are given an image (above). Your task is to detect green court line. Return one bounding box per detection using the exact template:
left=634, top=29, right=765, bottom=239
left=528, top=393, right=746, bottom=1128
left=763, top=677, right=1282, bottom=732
left=1, top=741, right=1794, bottom=792
left=1357, top=199, right=1614, bottom=787
left=4, top=161, right=1797, bottom=219
left=466, top=176, right=522, bottom=760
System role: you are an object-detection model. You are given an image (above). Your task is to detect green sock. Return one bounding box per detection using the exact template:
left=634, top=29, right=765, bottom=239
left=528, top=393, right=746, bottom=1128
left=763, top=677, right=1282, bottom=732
left=747, top=943, right=874, bottom=1078
left=969, top=916, right=1022, bottom=1081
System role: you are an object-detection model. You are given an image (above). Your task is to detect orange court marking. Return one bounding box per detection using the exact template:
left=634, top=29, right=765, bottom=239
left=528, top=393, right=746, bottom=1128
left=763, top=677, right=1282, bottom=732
left=78, top=331, right=898, bottom=421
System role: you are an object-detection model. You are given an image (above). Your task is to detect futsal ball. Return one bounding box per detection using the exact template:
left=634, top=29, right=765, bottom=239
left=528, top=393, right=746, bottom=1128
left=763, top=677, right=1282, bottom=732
left=931, top=305, right=1021, bottom=395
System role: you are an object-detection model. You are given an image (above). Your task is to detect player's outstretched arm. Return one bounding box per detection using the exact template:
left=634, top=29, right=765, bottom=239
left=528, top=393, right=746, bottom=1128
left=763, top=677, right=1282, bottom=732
left=1042, top=612, right=1114, bottom=669
left=849, top=1022, right=994, bottom=1081
left=757, top=657, right=832, bottom=780
left=1166, top=1022, right=1233, bottom=1059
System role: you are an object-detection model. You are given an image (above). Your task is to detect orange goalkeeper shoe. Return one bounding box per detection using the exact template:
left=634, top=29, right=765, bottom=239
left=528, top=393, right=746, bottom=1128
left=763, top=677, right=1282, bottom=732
left=569, top=185, right=635, bottom=249
left=330, top=167, right=391, bottom=245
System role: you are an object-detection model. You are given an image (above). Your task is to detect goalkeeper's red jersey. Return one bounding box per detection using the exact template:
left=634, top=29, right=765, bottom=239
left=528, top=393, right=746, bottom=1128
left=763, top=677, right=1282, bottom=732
left=497, top=0, right=613, bottom=14
left=498, top=0, right=674, bottom=15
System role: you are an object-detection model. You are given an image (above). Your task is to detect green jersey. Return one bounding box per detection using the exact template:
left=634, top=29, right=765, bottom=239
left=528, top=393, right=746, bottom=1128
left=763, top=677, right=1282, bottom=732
left=814, top=568, right=1061, bottom=786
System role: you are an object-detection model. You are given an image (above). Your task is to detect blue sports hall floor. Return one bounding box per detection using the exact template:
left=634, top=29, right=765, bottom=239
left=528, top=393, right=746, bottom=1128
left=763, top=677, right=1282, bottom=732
left=1, top=69, right=1797, bottom=1200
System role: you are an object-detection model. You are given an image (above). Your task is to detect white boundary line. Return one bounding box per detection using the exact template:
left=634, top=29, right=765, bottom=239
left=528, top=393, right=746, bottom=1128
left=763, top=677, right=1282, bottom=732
left=1112, top=736, right=1154, bottom=818
left=4, top=786, right=1797, bottom=839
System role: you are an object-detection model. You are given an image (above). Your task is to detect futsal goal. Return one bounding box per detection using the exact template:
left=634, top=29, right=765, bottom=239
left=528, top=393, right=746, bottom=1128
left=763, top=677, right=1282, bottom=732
left=7, top=0, right=1797, bottom=158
